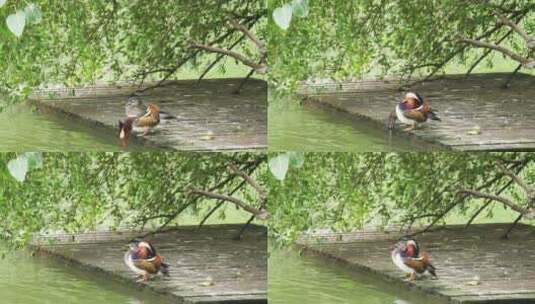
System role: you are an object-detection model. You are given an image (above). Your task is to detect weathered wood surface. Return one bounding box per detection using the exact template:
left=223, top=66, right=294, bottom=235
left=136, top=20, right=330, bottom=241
left=299, top=73, right=535, bottom=151
left=297, top=223, right=535, bottom=303
left=30, top=78, right=267, bottom=151
left=32, top=224, right=267, bottom=304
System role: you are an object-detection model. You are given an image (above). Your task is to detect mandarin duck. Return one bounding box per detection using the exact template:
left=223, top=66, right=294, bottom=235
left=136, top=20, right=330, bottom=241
left=118, top=103, right=161, bottom=146
left=125, top=97, right=176, bottom=120
left=124, top=240, right=170, bottom=282
left=391, top=238, right=437, bottom=281
left=388, top=92, right=441, bottom=131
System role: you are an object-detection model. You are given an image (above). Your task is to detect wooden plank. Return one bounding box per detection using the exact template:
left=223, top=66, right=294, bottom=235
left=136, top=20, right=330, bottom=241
left=32, top=224, right=267, bottom=304
left=29, top=78, right=267, bottom=151
left=297, top=223, right=535, bottom=303
left=299, top=73, right=535, bottom=151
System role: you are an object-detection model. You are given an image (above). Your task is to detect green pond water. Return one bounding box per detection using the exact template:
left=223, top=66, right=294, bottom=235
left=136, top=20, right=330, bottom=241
left=269, top=247, right=446, bottom=304
left=0, top=252, right=168, bottom=304
left=0, top=104, right=154, bottom=151
left=268, top=102, right=436, bottom=152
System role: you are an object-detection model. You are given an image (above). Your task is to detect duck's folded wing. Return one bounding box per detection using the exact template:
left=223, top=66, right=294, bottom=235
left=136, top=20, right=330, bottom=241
left=403, top=109, right=427, bottom=122
left=135, top=115, right=158, bottom=127
left=404, top=258, right=427, bottom=273
left=133, top=259, right=157, bottom=274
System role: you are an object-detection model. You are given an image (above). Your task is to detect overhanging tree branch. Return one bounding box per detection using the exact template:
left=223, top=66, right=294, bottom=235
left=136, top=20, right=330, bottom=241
left=190, top=42, right=267, bottom=74
left=458, top=188, right=525, bottom=213
left=191, top=18, right=267, bottom=75
left=457, top=37, right=535, bottom=68
left=190, top=188, right=269, bottom=219
left=495, top=12, right=535, bottom=49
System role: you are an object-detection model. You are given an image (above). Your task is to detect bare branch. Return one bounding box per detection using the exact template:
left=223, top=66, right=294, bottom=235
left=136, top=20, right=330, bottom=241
left=496, top=161, right=532, bottom=193
left=458, top=188, right=525, bottom=214
left=228, top=163, right=267, bottom=202
left=495, top=12, right=535, bottom=49
left=229, top=19, right=266, bottom=55
left=191, top=188, right=269, bottom=220
left=457, top=37, right=534, bottom=68
left=466, top=26, right=516, bottom=76
left=190, top=42, right=267, bottom=74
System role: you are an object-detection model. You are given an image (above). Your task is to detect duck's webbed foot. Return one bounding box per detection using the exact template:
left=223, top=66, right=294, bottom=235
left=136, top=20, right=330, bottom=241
left=136, top=273, right=150, bottom=282
left=404, top=272, right=417, bottom=282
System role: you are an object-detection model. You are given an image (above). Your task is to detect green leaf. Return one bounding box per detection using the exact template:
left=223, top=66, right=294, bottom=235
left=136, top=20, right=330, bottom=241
left=7, top=154, right=29, bottom=182
left=288, top=152, right=305, bottom=168
left=25, top=152, right=43, bottom=169
left=292, top=0, right=309, bottom=18
left=24, top=4, right=42, bottom=25
left=0, top=0, right=6, bottom=8
left=272, top=4, right=293, bottom=30
left=269, top=154, right=290, bottom=181
left=6, top=11, right=26, bottom=37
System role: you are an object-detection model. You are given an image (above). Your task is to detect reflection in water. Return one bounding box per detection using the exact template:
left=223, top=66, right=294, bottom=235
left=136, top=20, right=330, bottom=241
left=268, top=102, right=435, bottom=152
left=269, top=247, right=445, bottom=304
left=0, top=252, right=167, bottom=304
left=0, top=104, right=153, bottom=151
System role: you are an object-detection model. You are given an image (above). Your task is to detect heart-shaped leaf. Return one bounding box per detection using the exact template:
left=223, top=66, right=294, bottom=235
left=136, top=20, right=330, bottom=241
left=6, top=11, right=26, bottom=37
left=269, top=154, right=290, bottom=181
left=273, top=4, right=293, bottom=30
left=24, top=4, right=42, bottom=25
left=292, top=0, right=309, bottom=18
left=8, top=154, right=29, bottom=182
left=288, top=151, right=305, bottom=168
left=0, top=0, right=6, bottom=8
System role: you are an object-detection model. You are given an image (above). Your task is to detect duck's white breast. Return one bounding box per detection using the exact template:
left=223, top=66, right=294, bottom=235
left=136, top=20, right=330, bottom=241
left=395, top=104, right=416, bottom=126
left=124, top=251, right=147, bottom=275
left=392, top=251, right=414, bottom=273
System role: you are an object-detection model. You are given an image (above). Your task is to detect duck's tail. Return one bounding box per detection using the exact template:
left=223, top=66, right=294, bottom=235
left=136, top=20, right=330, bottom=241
left=159, top=111, right=176, bottom=120
left=160, top=262, right=170, bottom=277
left=422, top=252, right=438, bottom=278
left=428, top=111, right=441, bottom=121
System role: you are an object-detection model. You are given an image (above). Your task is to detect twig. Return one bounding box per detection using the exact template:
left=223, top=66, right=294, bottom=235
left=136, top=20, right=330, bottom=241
left=234, top=214, right=256, bottom=240
left=503, top=63, right=523, bottom=88
left=233, top=68, right=255, bottom=94
left=502, top=213, right=523, bottom=239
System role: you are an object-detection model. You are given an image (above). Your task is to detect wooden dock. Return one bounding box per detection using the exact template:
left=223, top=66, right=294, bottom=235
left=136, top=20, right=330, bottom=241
left=297, top=223, right=535, bottom=303
left=300, top=73, right=535, bottom=151
left=30, top=78, right=267, bottom=151
left=32, top=224, right=267, bottom=304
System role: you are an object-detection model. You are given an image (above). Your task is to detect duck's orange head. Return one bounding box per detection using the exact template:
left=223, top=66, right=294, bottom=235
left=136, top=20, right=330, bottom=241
left=147, top=103, right=160, bottom=114
left=403, top=92, right=423, bottom=109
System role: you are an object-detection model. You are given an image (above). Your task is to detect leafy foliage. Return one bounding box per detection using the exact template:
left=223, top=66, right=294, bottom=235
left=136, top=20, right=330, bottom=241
left=268, top=0, right=535, bottom=94
left=0, top=0, right=265, bottom=106
left=267, top=152, right=535, bottom=245
left=0, top=152, right=267, bottom=249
